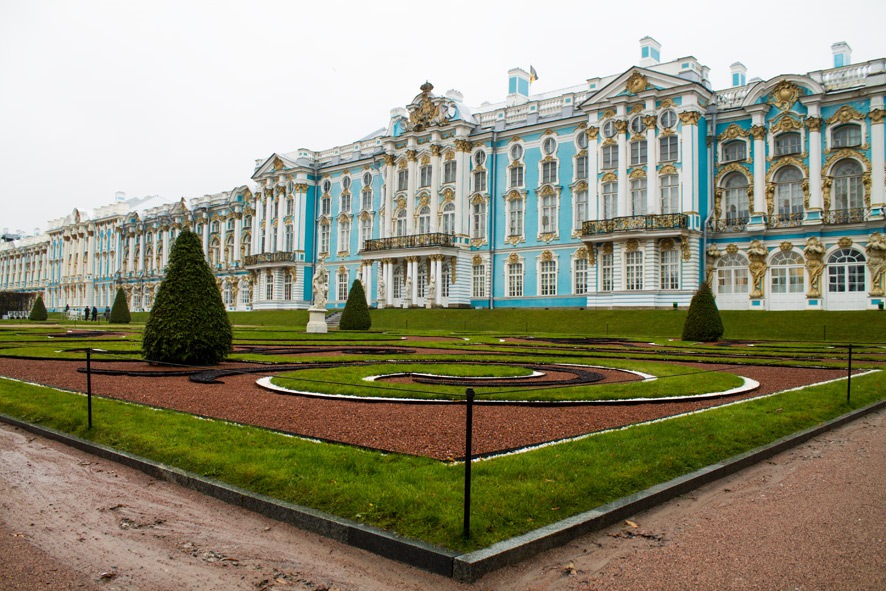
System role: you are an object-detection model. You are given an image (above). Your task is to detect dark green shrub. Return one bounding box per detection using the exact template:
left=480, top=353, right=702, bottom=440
left=28, top=294, right=48, bottom=321
left=681, top=282, right=724, bottom=342
left=109, top=287, right=131, bottom=324
left=142, top=228, right=232, bottom=365
left=338, top=280, right=371, bottom=331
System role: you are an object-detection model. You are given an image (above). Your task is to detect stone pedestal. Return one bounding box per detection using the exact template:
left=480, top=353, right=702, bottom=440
left=306, top=307, right=328, bottom=334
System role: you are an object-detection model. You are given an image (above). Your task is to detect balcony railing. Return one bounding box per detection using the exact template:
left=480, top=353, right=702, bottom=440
left=824, top=208, right=866, bottom=225
left=582, top=214, right=688, bottom=236
left=243, top=251, right=299, bottom=266
left=707, top=216, right=750, bottom=233
left=361, top=232, right=456, bottom=252
left=768, top=211, right=804, bottom=229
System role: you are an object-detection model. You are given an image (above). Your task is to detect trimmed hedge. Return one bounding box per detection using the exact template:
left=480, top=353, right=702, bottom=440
left=109, top=287, right=131, bottom=324
left=339, top=280, right=371, bottom=330
left=28, top=295, right=47, bottom=321
left=682, top=283, right=724, bottom=342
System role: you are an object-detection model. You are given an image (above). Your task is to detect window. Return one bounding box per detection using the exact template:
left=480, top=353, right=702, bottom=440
left=273, top=202, right=279, bottom=218
left=722, top=140, right=746, bottom=163
left=629, top=116, right=645, bottom=136
left=660, top=249, right=679, bottom=290
left=441, top=202, right=455, bottom=234
left=284, top=272, right=292, bottom=300
left=775, top=132, right=802, bottom=156
left=625, top=251, right=643, bottom=290
left=660, top=174, right=679, bottom=214
left=440, top=262, right=451, bottom=297
left=573, top=257, right=588, bottom=294
left=574, top=189, right=588, bottom=229
left=341, top=193, right=351, bottom=213
left=265, top=271, right=274, bottom=300
left=417, top=206, right=431, bottom=234
left=541, top=194, right=558, bottom=233
left=417, top=264, right=427, bottom=298
left=363, top=172, right=372, bottom=187
left=827, top=248, right=865, bottom=293
left=395, top=209, right=407, bottom=236
left=601, top=252, right=613, bottom=291
left=393, top=267, right=403, bottom=299
left=510, top=164, right=524, bottom=188
left=630, top=178, right=647, bottom=215
left=472, top=264, right=486, bottom=298
left=209, top=239, right=220, bottom=266
left=361, top=188, right=372, bottom=211
left=285, top=197, right=293, bottom=216
left=284, top=225, right=294, bottom=251
left=832, top=124, right=861, bottom=148
left=338, top=220, right=350, bottom=253
left=360, top=216, right=372, bottom=246
left=473, top=169, right=487, bottom=192
left=602, top=145, right=618, bottom=169
left=419, top=164, right=432, bottom=187
left=338, top=271, right=349, bottom=301
left=510, top=144, right=524, bottom=160
left=602, top=120, right=617, bottom=138
left=243, top=215, right=252, bottom=228
left=576, top=131, right=588, bottom=150
left=321, top=197, right=331, bottom=216
left=507, top=261, right=523, bottom=297
left=397, top=169, right=408, bottom=191
left=630, top=140, right=647, bottom=166
left=542, top=137, right=557, bottom=155
left=603, top=182, right=618, bottom=219
left=322, top=179, right=332, bottom=194
left=542, top=160, right=558, bottom=184
left=341, top=176, right=351, bottom=191
left=540, top=259, right=557, bottom=296
left=659, top=109, right=677, bottom=129
left=575, top=155, right=588, bottom=180
left=723, top=172, right=750, bottom=226
left=832, top=159, right=863, bottom=211
left=473, top=150, right=486, bottom=167
left=223, top=282, right=233, bottom=305
left=319, top=224, right=330, bottom=254
left=507, top=198, right=524, bottom=237
left=471, top=201, right=487, bottom=239
left=770, top=251, right=804, bottom=294
left=659, top=135, right=678, bottom=162
left=443, top=160, right=457, bottom=184
left=240, top=280, right=251, bottom=305
left=775, top=166, right=804, bottom=215
left=717, top=252, right=749, bottom=294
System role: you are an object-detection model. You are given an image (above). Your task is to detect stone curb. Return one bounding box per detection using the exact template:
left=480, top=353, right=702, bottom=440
left=2, top=399, right=884, bottom=583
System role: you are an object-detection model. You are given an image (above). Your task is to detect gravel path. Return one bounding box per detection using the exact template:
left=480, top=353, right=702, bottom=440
left=1, top=409, right=882, bottom=590
left=0, top=357, right=847, bottom=460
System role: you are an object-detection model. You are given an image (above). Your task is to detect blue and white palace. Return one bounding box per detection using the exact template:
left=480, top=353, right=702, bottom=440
left=2, top=38, right=885, bottom=313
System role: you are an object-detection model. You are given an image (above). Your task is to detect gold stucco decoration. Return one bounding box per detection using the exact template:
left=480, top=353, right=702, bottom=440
left=747, top=240, right=768, bottom=298
left=625, top=72, right=649, bottom=95
left=625, top=239, right=639, bottom=252
left=770, top=80, right=800, bottom=112
left=804, top=237, right=825, bottom=297
left=866, top=233, right=886, bottom=296
left=826, top=105, right=864, bottom=125
left=838, top=237, right=853, bottom=248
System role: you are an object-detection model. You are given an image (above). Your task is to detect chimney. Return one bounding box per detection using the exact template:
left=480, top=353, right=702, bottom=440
left=730, top=62, right=747, bottom=87
left=507, top=68, right=530, bottom=105
left=832, top=42, right=852, bottom=68
left=639, top=36, right=661, bottom=67
left=114, top=191, right=126, bottom=202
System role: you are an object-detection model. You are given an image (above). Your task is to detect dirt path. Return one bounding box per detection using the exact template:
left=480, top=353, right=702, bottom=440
left=1, top=410, right=883, bottom=590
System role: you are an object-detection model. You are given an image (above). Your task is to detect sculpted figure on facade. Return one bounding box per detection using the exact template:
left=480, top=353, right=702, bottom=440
left=866, top=232, right=886, bottom=296
left=747, top=240, right=768, bottom=298
left=804, top=237, right=826, bottom=297
left=704, top=244, right=722, bottom=287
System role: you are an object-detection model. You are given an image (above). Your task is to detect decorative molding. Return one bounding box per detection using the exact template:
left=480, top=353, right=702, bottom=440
left=679, top=111, right=701, bottom=126
left=769, top=80, right=800, bottom=111
left=870, top=109, right=886, bottom=125
left=749, top=125, right=767, bottom=141
left=625, top=238, right=639, bottom=252
left=826, top=105, right=864, bottom=125
left=625, top=72, right=649, bottom=94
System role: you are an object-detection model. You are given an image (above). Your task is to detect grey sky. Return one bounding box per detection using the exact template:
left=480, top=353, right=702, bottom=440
left=1, top=0, right=883, bottom=235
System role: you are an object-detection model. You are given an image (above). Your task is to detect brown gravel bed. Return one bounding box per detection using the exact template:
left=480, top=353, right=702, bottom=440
left=0, top=357, right=847, bottom=460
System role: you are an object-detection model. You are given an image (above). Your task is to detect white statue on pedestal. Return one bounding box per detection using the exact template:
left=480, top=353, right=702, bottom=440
left=311, top=256, right=329, bottom=310
left=426, top=277, right=436, bottom=308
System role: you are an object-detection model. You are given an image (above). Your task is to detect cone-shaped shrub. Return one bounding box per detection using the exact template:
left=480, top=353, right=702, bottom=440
left=29, top=294, right=48, bottom=321
left=681, top=282, right=724, bottom=342
left=338, top=280, right=371, bottom=331
left=142, top=228, right=232, bottom=365
left=109, top=287, right=131, bottom=324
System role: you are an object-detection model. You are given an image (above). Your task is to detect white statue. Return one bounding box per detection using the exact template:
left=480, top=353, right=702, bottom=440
left=311, top=256, right=329, bottom=309
left=426, top=278, right=436, bottom=308
left=377, top=275, right=385, bottom=301
left=404, top=276, right=413, bottom=306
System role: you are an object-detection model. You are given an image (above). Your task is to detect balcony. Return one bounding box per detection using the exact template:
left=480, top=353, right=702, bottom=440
left=768, top=211, right=804, bottom=229
left=707, top=216, right=749, bottom=233
left=243, top=251, right=299, bottom=266
left=582, top=214, right=689, bottom=237
left=824, top=208, right=866, bottom=225
left=361, top=232, right=456, bottom=252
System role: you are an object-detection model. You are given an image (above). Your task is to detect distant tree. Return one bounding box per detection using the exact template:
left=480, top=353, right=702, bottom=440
left=338, top=280, right=372, bottom=331
left=29, top=294, right=48, bottom=321
left=142, top=228, right=232, bottom=365
left=109, top=287, right=131, bottom=324
left=681, top=282, right=724, bottom=342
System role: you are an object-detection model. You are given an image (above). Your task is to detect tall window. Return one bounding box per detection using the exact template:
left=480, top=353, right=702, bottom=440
left=603, top=182, right=617, bottom=219
left=417, top=206, right=431, bottom=234
left=775, top=132, right=802, bottom=156
left=393, top=267, right=402, bottom=299
left=337, top=270, right=349, bottom=301
left=630, top=140, right=647, bottom=166
left=419, top=164, right=432, bottom=187
left=660, top=249, right=679, bottom=290
left=542, top=160, right=558, bottom=184
left=602, top=145, right=618, bottom=169
left=441, top=202, right=455, bottom=234
left=540, top=259, right=557, bottom=296
left=265, top=271, right=274, bottom=300
left=574, top=189, right=588, bottom=230
left=474, top=169, right=487, bottom=192
left=575, top=155, right=588, bottom=180
left=723, top=172, right=750, bottom=226
left=284, top=225, right=294, bottom=251
left=472, top=264, right=486, bottom=298
left=440, top=262, right=451, bottom=297
left=321, top=197, right=331, bottom=216
left=471, top=201, right=487, bottom=239
left=319, top=223, right=330, bottom=254
left=630, top=178, right=647, bottom=215
left=541, top=194, right=557, bottom=233
left=510, top=164, right=524, bottom=188
left=395, top=209, right=407, bottom=236
left=341, top=193, right=351, bottom=213
left=832, top=124, right=861, bottom=148
left=283, top=271, right=292, bottom=300
left=507, top=198, right=524, bottom=237
left=770, top=251, right=804, bottom=293
left=359, top=216, right=372, bottom=246
left=223, top=282, right=233, bottom=305
left=625, top=251, right=644, bottom=290
left=827, top=249, right=865, bottom=293
left=337, top=220, right=350, bottom=253
left=286, top=196, right=294, bottom=216
left=361, top=188, right=372, bottom=211
left=397, top=169, right=408, bottom=191
left=507, top=261, right=523, bottom=297
left=659, top=135, right=678, bottom=162
left=573, top=257, right=588, bottom=294
left=775, top=166, right=804, bottom=215
left=601, top=252, right=613, bottom=291
left=417, top=264, right=427, bottom=298
left=717, top=252, right=749, bottom=294
left=660, top=174, right=679, bottom=214
left=443, top=160, right=456, bottom=184
left=722, top=140, right=746, bottom=162
left=832, top=159, right=863, bottom=211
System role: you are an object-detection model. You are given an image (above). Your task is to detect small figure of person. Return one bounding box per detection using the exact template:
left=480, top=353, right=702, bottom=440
left=83, top=306, right=90, bottom=321
left=104, top=306, right=111, bottom=321
left=91, top=306, right=98, bottom=321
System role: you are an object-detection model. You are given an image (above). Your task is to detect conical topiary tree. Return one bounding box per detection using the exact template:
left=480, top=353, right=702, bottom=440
left=142, top=228, right=232, bottom=365
left=29, top=294, right=48, bottom=321
left=109, top=287, right=131, bottom=324
left=338, top=279, right=371, bottom=330
left=681, top=282, right=724, bottom=342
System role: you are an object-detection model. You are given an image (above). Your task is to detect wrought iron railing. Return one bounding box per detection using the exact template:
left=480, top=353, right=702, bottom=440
left=582, top=214, right=688, bottom=236
left=361, top=232, right=456, bottom=252
left=824, top=208, right=866, bottom=225
left=768, top=211, right=804, bottom=228
left=243, top=251, right=299, bottom=265
left=707, top=216, right=750, bottom=233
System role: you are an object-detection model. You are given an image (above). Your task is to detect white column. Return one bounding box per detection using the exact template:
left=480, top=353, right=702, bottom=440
left=434, top=256, right=443, bottom=306
left=293, top=188, right=303, bottom=253
left=430, top=146, right=441, bottom=232
left=409, top=258, right=418, bottom=304
left=588, top=127, right=600, bottom=219
left=233, top=216, right=242, bottom=264
left=137, top=234, right=145, bottom=272
left=679, top=112, right=698, bottom=213
left=362, top=263, right=372, bottom=305
left=617, top=120, right=629, bottom=216
left=253, top=196, right=262, bottom=254
left=870, top=101, right=885, bottom=208
left=87, top=231, right=95, bottom=277
left=162, top=228, right=170, bottom=267
left=384, top=259, right=393, bottom=306
left=276, top=195, right=285, bottom=251
left=201, top=215, right=210, bottom=259
left=645, top=117, right=658, bottom=214
left=751, top=119, right=766, bottom=215
left=406, top=150, right=417, bottom=234
left=219, top=216, right=227, bottom=266
left=807, top=112, right=824, bottom=212
left=384, top=156, right=395, bottom=238
left=454, top=141, right=468, bottom=235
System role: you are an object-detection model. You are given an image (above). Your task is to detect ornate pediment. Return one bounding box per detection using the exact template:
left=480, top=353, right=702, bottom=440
left=405, top=82, right=456, bottom=132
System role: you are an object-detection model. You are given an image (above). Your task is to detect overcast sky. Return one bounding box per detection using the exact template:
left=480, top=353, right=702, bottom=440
left=1, top=0, right=883, bottom=235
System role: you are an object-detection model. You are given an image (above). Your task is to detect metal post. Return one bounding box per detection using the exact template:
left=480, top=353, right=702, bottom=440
left=86, top=348, right=93, bottom=429
left=847, top=344, right=852, bottom=405
left=463, top=387, right=475, bottom=538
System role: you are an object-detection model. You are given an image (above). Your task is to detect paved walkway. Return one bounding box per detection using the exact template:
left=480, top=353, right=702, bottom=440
left=1, top=410, right=883, bottom=590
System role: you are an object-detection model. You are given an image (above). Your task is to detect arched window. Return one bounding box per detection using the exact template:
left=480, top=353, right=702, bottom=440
left=417, top=206, right=431, bottom=234
left=827, top=248, right=865, bottom=293
left=774, top=166, right=804, bottom=216
left=832, top=124, right=861, bottom=148
left=722, top=140, right=746, bottom=163
left=337, top=219, right=350, bottom=253
left=359, top=216, right=372, bottom=246
left=723, top=172, right=750, bottom=227
left=574, top=189, right=588, bottom=230
left=441, top=202, right=455, bottom=234
left=832, top=159, right=863, bottom=211
left=770, top=250, right=804, bottom=294
left=630, top=177, right=647, bottom=216
left=507, top=198, right=524, bottom=237
left=774, top=132, right=802, bottom=156
left=541, top=194, right=557, bottom=233
left=717, top=252, right=749, bottom=294
left=602, top=182, right=617, bottom=219
left=471, top=201, right=486, bottom=239
left=392, top=266, right=403, bottom=299
left=209, top=238, right=220, bottom=266
left=265, top=271, right=274, bottom=300
left=395, top=209, right=407, bottom=237
left=660, top=174, right=679, bottom=214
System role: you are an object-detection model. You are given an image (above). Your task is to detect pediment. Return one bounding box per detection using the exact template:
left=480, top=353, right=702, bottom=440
left=579, top=67, right=707, bottom=109
left=251, top=153, right=301, bottom=180
left=742, top=75, right=824, bottom=111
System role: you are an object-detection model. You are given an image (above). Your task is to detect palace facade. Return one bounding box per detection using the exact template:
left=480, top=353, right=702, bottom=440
left=2, top=39, right=885, bottom=313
